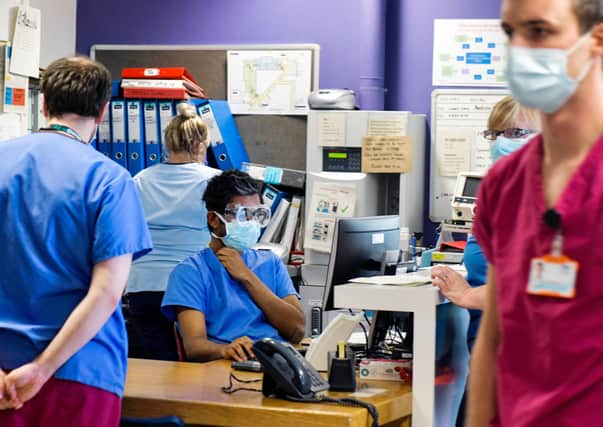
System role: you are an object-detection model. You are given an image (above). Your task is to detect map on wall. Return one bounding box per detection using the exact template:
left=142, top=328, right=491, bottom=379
left=227, top=50, right=312, bottom=115
left=432, top=19, right=508, bottom=87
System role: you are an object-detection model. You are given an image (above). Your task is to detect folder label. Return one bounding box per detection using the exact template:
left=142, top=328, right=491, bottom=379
left=127, top=101, right=142, bottom=142
left=111, top=101, right=125, bottom=142
left=198, top=103, right=224, bottom=148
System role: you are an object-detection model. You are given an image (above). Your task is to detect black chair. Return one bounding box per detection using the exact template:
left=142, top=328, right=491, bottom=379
left=120, top=415, right=184, bottom=427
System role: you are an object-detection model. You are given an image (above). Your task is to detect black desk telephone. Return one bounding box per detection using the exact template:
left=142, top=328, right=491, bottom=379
left=252, top=338, right=329, bottom=400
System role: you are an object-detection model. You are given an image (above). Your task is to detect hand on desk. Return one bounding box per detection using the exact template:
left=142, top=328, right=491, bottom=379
left=221, top=336, right=255, bottom=362
left=431, top=266, right=472, bottom=307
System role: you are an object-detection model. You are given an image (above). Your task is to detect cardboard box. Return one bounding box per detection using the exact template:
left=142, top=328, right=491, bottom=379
left=358, top=358, right=412, bottom=383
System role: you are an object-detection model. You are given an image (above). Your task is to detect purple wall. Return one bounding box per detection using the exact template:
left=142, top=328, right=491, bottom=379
left=76, top=0, right=386, bottom=97
left=385, top=0, right=501, bottom=115
left=77, top=0, right=501, bottom=115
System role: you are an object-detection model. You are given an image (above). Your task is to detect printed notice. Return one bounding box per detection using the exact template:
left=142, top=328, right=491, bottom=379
left=1, top=43, right=28, bottom=115
left=304, top=182, right=356, bottom=253
left=367, top=112, right=409, bottom=136
left=317, top=112, right=346, bottom=147
left=10, top=6, right=41, bottom=78
left=361, top=136, right=412, bottom=173
left=437, top=129, right=471, bottom=176
left=473, top=130, right=493, bottom=173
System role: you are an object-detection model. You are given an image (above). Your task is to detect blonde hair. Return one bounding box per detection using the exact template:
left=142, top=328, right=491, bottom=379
left=487, top=96, right=540, bottom=131
left=163, top=103, right=209, bottom=157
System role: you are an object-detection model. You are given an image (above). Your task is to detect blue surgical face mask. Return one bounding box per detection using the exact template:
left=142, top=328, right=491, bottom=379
left=212, top=213, right=261, bottom=252
left=490, top=136, right=530, bottom=163
left=506, top=32, right=593, bottom=114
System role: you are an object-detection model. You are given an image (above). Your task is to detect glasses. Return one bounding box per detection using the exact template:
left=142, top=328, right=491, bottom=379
left=223, top=204, right=272, bottom=227
left=481, top=128, right=537, bottom=141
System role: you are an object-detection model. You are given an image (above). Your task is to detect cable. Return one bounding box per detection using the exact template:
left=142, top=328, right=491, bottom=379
left=221, top=372, right=262, bottom=394
left=286, top=395, right=379, bottom=427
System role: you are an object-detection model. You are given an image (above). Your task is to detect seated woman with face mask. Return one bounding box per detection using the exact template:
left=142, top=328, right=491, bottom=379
left=431, top=95, right=540, bottom=351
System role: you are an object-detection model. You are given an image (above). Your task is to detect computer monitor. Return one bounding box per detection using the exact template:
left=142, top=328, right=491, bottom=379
left=322, top=215, right=400, bottom=311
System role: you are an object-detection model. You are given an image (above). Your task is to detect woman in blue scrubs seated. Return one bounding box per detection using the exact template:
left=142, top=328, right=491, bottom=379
left=161, top=170, right=305, bottom=362
left=125, top=103, right=221, bottom=361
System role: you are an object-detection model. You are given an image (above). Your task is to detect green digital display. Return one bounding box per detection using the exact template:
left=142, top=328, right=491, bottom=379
left=328, top=152, right=348, bottom=159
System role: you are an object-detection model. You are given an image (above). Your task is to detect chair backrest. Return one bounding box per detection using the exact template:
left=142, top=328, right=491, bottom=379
left=173, top=322, right=186, bottom=362
left=120, top=415, right=184, bottom=427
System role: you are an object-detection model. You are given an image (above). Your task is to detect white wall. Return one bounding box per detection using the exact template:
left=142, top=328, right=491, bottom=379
left=1, top=0, right=76, bottom=67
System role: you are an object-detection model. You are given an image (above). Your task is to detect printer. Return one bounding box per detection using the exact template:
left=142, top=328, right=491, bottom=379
left=308, top=89, right=357, bottom=110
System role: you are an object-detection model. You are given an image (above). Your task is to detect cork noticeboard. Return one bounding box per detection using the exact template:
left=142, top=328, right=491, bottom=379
left=91, top=44, right=320, bottom=171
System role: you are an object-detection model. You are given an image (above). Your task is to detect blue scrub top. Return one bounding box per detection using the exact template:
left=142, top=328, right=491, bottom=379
left=0, top=133, right=152, bottom=396
left=464, top=235, right=487, bottom=349
left=126, top=162, right=221, bottom=294
left=162, top=248, right=299, bottom=344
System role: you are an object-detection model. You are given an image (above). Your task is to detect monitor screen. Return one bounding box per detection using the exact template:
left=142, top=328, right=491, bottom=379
left=461, top=176, right=482, bottom=198
left=322, top=215, right=400, bottom=311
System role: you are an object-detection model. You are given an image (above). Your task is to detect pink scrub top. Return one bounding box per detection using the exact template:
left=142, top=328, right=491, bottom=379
left=473, top=134, right=603, bottom=427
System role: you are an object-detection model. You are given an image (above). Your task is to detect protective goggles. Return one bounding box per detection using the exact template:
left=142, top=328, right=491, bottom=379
left=222, top=204, right=272, bottom=227
left=481, top=128, right=537, bottom=141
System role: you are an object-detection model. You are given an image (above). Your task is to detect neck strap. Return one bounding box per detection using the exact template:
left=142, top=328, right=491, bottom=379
left=40, top=124, right=86, bottom=143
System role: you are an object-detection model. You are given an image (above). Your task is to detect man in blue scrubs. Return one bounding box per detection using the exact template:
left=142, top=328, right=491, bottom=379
left=0, top=57, right=152, bottom=427
left=162, top=170, right=305, bottom=362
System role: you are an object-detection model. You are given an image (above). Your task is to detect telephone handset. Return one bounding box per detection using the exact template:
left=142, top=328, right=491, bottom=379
left=252, top=338, right=329, bottom=400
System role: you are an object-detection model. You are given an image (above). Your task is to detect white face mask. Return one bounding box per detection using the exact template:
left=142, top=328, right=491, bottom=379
left=506, top=32, right=593, bottom=114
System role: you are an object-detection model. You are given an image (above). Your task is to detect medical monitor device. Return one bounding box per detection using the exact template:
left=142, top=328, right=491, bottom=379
left=322, top=215, right=400, bottom=312
left=451, top=172, right=484, bottom=221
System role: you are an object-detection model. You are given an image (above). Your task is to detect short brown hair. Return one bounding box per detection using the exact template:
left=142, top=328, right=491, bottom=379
left=164, top=103, right=209, bottom=157
left=573, top=0, right=603, bottom=33
left=40, top=56, right=112, bottom=118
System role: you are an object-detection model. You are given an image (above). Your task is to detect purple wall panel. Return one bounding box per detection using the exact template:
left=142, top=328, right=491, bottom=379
left=77, top=0, right=501, bottom=114
left=76, top=0, right=386, bottom=96
left=385, top=0, right=500, bottom=114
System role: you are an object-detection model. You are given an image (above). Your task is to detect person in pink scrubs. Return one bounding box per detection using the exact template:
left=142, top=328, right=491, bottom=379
left=467, top=1, right=603, bottom=426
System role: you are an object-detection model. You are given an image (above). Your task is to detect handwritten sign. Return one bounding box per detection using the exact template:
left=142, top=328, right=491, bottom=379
left=361, top=136, right=412, bottom=173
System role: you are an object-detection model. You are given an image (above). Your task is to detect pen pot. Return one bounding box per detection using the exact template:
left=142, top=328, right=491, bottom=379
left=327, top=351, right=356, bottom=392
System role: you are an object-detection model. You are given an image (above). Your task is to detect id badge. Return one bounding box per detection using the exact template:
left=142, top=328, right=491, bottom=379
left=527, top=255, right=579, bottom=298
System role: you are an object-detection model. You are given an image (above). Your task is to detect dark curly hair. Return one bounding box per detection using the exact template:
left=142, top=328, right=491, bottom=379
left=203, top=170, right=260, bottom=231
left=40, top=56, right=112, bottom=118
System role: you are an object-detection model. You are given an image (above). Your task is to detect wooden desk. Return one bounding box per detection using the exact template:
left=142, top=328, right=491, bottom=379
left=123, top=358, right=412, bottom=427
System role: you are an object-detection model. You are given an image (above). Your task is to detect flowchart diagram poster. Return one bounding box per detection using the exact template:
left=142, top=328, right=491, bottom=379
left=432, top=19, right=507, bottom=87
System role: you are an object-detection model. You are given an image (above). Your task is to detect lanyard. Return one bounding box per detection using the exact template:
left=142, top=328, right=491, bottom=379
left=39, top=124, right=86, bottom=143
left=543, top=208, right=563, bottom=256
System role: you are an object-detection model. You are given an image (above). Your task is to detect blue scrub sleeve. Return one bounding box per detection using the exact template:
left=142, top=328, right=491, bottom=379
left=161, top=262, right=207, bottom=321
left=92, top=176, right=152, bottom=263
left=272, top=256, right=299, bottom=299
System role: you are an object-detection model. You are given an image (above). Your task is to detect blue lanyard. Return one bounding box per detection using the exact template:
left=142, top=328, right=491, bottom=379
left=40, top=124, right=86, bottom=143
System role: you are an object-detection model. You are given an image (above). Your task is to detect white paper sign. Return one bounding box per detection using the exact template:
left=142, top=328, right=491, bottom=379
left=437, top=128, right=471, bottom=176
left=227, top=50, right=312, bottom=115
left=317, top=112, right=346, bottom=147
left=10, top=6, right=41, bottom=78
left=433, top=19, right=507, bottom=87
left=1, top=42, right=28, bottom=115
left=304, top=183, right=356, bottom=253
left=0, top=112, right=23, bottom=142
left=367, top=112, right=409, bottom=136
